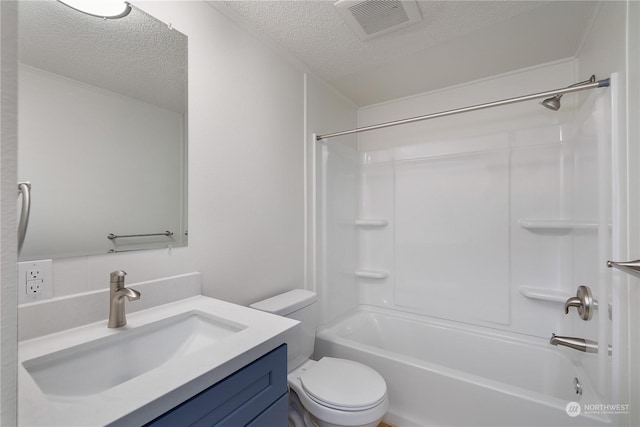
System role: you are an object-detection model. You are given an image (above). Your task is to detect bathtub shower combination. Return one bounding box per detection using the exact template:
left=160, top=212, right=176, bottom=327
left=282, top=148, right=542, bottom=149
left=311, top=77, right=620, bottom=426
left=315, top=307, right=607, bottom=426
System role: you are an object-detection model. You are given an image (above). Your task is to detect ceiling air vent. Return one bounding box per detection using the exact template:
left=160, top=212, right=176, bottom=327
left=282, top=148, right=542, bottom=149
left=334, top=0, right=422, bottom=40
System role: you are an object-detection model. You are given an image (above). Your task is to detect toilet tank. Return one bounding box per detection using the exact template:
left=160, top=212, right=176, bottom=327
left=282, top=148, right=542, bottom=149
left=250, top=289, right=317, bottom=371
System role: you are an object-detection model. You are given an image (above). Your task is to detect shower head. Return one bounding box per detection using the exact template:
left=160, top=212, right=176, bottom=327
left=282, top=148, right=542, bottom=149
left=541, top=95, right=562, bottom=111
left=541, top=75, right=596, bottom=111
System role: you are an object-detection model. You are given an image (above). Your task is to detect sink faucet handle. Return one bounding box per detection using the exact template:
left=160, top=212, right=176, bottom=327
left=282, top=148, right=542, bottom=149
left=110, top=270, right=127, bottom=287
left=564, top=285, right=596, bottom=321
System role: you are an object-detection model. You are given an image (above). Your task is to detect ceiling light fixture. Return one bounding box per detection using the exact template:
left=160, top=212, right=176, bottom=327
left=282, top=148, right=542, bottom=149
left=57, top=0, right=131, bottom=19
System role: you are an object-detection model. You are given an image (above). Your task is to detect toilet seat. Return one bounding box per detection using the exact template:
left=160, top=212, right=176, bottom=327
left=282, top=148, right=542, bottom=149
left=299, top=357, right=387, bottom=411
left=288, top=358, right=389, bottom=427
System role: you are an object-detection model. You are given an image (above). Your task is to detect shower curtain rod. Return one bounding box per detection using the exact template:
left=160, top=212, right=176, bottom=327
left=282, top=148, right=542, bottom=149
left=315, top=76, right=610, bottom=141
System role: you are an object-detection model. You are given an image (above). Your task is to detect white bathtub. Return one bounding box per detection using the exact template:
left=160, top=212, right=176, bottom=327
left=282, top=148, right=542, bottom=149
left=315, top=306, right=611, bottom=427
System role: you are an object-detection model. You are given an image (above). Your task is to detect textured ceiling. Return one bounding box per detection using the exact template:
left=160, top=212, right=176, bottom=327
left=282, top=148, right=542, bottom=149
left=18, top=1, right=187, bottom=113
left=218, top=0, right=601, bottom=106
left=18, top=1, right=600, bottom=110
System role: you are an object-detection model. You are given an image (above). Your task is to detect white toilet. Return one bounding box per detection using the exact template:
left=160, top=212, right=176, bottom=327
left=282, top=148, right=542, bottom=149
left=250, top=290, right=388, bottom=427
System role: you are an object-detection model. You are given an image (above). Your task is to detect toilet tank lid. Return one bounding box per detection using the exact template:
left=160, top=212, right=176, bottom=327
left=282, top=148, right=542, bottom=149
left=250, top=289, right=317, bottom=316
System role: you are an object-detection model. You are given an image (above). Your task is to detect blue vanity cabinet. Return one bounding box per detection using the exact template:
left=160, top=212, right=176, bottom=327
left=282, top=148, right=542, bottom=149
left=146, top=345, right=288, bottom=427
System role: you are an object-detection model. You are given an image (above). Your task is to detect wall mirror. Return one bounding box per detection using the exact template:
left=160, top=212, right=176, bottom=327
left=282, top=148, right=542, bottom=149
left=17, top=1, right=188, bottom=261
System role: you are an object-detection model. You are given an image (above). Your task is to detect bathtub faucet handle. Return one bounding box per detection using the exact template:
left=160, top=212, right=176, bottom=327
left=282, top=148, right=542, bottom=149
left=564, top=297, right=582, bottom=314
left=564, top=285, right=596, bottom=321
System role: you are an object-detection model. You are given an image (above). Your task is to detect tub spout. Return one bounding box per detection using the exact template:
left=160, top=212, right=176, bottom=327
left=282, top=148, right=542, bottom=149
left=550, top=333, right=611, bottom=355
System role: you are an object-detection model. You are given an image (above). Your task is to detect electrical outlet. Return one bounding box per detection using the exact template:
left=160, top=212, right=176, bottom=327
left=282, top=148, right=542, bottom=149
left=18, top=259, right=53, bottom=304
left=27, top=279, right=44, bottom=296
left=27, top=267, right=43, bottom=281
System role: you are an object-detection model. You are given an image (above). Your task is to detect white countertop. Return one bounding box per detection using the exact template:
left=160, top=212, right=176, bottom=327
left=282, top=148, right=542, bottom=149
left=18, top=295, right=298, bottom=426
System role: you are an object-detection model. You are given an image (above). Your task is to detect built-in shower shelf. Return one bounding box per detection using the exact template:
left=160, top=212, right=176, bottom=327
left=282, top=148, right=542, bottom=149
left=519, top=286, right=571, bottom=303
left=518, top=219, right=604, bottom=230
left=355, top=219, right=389, bottom=227
left=355, top=270, right=388, bottom=279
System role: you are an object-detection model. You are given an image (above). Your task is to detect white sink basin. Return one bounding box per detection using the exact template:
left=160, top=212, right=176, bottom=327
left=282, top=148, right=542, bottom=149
left=22, top=310, right=246, bottom=397
left=19, top=294, right=298, bottom=427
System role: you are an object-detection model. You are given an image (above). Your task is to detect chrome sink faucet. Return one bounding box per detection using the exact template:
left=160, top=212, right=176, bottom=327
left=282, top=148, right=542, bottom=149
left=108, top=270, right=141, bottom=328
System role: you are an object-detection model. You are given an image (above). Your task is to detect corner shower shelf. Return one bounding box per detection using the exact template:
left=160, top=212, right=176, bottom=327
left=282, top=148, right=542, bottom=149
left=519, top=286, right=571, bottom=303
left=518, top=219, right=604, bottom=231
left=355, top=219, right=389, bottom=227
left=355, top=270, right=388, bottom=279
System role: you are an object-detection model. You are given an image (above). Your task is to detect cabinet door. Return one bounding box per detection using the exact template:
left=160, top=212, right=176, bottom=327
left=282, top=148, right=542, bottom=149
left=146, top=345, right=287, bottom=427
left=246, top=394, right=288, bottom=427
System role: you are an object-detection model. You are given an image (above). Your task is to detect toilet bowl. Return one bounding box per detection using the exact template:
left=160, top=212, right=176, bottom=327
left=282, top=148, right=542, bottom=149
left=288, top=358, right=388, bottom=427
left=250, top=290, right=388, bottom=427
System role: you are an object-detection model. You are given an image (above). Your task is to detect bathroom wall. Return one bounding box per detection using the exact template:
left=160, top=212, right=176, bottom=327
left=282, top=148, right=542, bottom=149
left=30, top=0, right=307, bottom=305
left=1, top=2, right=18, bottom=424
